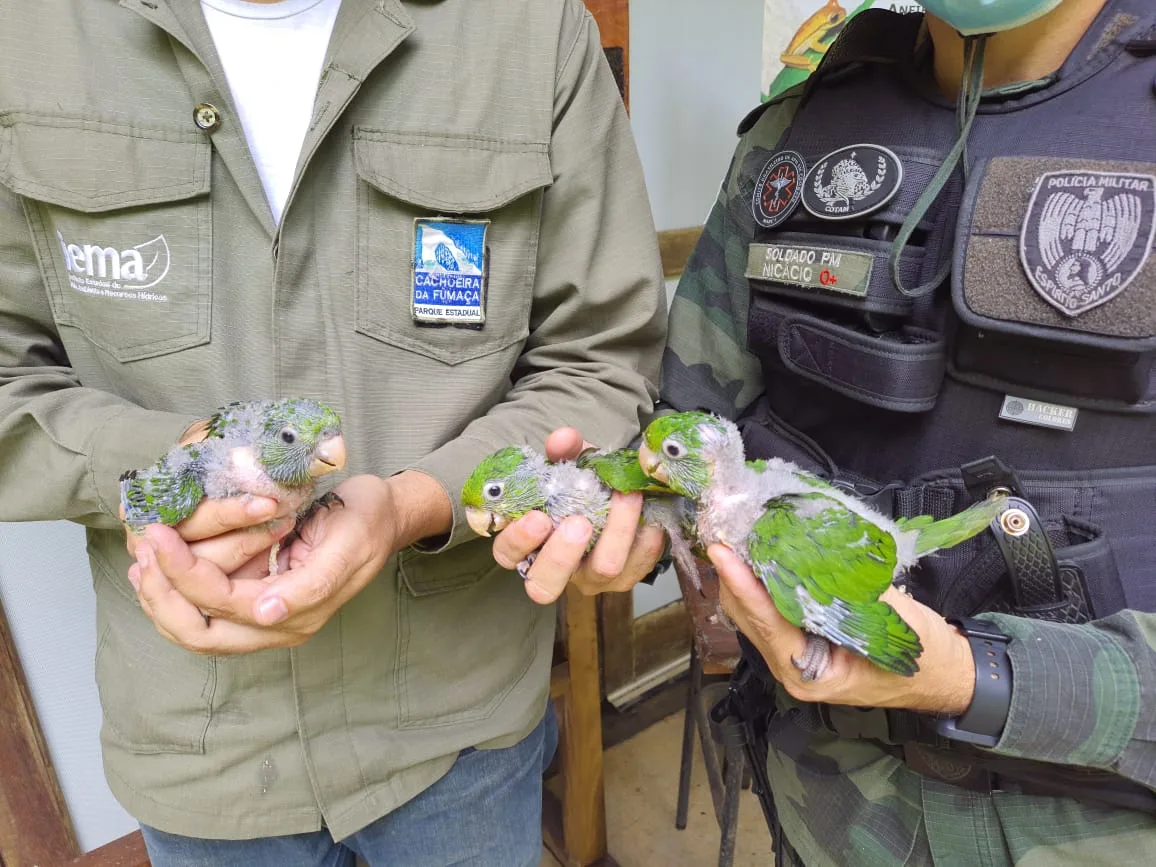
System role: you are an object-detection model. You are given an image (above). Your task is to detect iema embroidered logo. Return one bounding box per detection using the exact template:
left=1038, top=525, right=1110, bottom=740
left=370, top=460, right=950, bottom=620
left=1020, top=170, right=1156, bottom=317
left=412, top=219, right=488, bottom=325
left=56, top=230, right=171, bottom=302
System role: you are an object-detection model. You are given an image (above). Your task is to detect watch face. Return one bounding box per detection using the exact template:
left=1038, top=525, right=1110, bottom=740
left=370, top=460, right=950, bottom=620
left=753, top=150, right=806, bottom=229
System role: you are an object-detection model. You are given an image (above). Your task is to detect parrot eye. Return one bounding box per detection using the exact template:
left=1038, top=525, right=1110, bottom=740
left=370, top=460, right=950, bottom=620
left=280, top=428, right=297, bottom=444
left=662, top=439, right=685, bottom=459
left=484, top=482, right=505, bottom=501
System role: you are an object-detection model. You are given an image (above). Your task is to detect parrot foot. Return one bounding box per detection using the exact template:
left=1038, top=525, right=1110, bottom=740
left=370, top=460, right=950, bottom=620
left=792, top=634, right=832, bottom=682
left=288, top=492, right=347, bottom=546
left=667, top=530, right=702, bottom=595
left=268, top=543, right=281, bottom=577
left=516, top=551, right=538, bottom=580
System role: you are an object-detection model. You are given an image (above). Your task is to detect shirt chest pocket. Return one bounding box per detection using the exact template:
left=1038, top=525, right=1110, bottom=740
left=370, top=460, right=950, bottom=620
left=353, top=130, right=551, bottom=365
left=0, top=114, right=211, bottom=362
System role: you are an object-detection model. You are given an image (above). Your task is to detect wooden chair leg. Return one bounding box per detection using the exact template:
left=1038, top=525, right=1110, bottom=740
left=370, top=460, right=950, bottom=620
left=544, top=585, right=608, bottom=867
left=675, top=642, right=699, bottom=830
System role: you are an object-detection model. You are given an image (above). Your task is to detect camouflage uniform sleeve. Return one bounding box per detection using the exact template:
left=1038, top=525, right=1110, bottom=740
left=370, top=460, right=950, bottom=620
left=660, top=91, right=804, bottom=419
left=984, top=610, right=1156, bottom=791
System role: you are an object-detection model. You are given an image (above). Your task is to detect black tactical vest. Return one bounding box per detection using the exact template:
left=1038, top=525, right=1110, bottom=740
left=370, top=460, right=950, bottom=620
left=740, top=1, right=1156, bottom=627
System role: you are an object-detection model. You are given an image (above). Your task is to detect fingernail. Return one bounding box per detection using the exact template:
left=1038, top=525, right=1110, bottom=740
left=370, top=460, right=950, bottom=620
left=127, top=565, right=141, bottom=592
left=561, top=518, right=590, bottom=544
left=248, top=498, right=276, bottom=519
left=257, top=596, right=289, bottom=625
left=134, top=544, right=152, bottom=569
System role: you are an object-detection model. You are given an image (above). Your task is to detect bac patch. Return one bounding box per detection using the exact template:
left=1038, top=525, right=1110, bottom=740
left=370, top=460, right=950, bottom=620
left=999, top=395, right=1079, bottom=432
left=752, top=150, right=806, bottom=229
left=745, top=242, right=873, bottom=297
left=802, top=143, right=903, bottom=221
left=412, top=218, right=489, bottom=325
left=1020, top=170, right=1156, bottom=317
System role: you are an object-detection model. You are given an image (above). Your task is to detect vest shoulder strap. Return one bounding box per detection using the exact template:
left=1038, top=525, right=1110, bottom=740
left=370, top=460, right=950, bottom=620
left=737, top=10, right=924, bottom=139
left=814, top=9, right=924, bottom=80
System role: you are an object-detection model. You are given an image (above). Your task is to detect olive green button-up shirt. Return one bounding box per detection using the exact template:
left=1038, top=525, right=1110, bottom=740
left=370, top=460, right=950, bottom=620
left=0, top=0, right=665, bottom=839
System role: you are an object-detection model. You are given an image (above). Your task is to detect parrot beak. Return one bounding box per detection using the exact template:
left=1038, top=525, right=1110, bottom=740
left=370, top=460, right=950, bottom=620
left=310, top=434, right=347, bottom=477
left=466, top=508, right=509, bottom=537
left=638, top=443, right=669, bottom=485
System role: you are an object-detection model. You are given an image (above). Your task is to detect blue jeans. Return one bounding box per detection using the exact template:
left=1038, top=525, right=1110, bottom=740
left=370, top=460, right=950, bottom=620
left=140, top=705, right=558, bottom=867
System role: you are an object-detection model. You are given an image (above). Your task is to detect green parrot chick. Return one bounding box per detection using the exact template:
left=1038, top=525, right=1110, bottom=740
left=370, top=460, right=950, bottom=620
left=462, top=446, right=611, bottom=577
left=120, top=398, right=347, bottom=574
left=640, top=411, right=1006, bottom=681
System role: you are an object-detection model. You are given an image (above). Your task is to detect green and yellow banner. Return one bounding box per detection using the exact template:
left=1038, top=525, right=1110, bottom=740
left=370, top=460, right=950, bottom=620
left=762, top=1, right=925, bottom=101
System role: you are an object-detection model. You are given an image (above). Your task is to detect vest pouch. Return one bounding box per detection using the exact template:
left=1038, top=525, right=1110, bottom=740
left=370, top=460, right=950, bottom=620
left=737, top=396, right=837, bottom=477
left=748, top=297, right=947, bottom=413
left=951, top=156, right=1156, bottom=412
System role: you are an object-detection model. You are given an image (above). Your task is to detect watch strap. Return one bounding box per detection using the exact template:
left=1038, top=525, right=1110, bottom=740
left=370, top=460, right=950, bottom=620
left=935, top=617, right=1012, bottom=748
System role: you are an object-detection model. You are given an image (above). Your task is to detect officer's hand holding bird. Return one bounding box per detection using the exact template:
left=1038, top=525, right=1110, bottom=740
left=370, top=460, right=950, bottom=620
left=637, top=411, right=1007, bottom=682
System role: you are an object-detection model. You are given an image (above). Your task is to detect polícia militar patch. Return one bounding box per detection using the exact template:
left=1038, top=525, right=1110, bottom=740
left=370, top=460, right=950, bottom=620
left=802, top=143, right=903, bottom=221
left=752, top=150, right=806, bottom=229
left=1020, top=170, right=1156, bottom=317
left=412, top=218, right=489, bottom=326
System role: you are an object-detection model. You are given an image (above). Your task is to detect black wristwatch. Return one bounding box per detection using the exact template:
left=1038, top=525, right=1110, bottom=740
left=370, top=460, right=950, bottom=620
left=934, top=617, right=1013, bottom=748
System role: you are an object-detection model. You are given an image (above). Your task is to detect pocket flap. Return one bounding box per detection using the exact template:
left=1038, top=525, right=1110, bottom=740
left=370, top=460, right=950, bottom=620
left=353, top=130, right=552, bottom=213
left=0, top=113, right=211, bottom=212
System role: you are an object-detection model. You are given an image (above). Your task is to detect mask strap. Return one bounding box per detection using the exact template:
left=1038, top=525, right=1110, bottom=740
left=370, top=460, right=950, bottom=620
left=889, top=34, right=988, bottom=299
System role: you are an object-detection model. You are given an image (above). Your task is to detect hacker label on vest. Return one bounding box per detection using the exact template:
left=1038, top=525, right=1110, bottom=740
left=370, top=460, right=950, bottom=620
left=999, top=395, right=1079, bottom=432
left=745, top=243, right=873, bottom=297
left=411, top=218, right=489, bottom=325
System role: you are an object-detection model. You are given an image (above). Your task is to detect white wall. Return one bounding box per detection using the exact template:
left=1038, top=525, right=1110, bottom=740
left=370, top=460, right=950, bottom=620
left=629, top=0, right=765, bottom=233
left=629, top=0, right=764, bottom=616
left=0, top=2, right=766, bottom=849
left=0, top=522, right=138, bottom=851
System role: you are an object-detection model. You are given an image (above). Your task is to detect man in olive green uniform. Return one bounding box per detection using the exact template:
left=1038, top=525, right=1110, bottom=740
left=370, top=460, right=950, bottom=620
left=0, top=1, right=666, bottom=863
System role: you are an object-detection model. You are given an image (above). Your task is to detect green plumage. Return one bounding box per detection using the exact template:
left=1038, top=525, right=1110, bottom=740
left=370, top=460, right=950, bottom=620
left=120, top=398, right=345, bottom=538
left=577, top=448, right=676, bottom=495
left=750, top=494, right=922, bottom=676
left=639, top=410, right=1008, bottom=679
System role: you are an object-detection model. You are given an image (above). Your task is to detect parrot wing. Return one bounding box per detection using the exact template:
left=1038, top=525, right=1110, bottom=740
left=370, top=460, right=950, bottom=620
left=903, top=491, right=1006, bottom=557
left=748, top=494, right=922, bottom=676
left=577, top=448, right=676, bottom=495
left=205, top=399, right=273, bottom=439
left=119, top=446, right=207, bottom=527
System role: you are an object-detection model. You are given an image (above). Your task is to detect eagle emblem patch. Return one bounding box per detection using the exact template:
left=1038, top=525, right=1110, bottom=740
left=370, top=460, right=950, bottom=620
left=1020, top=170, right=1156, bottom=317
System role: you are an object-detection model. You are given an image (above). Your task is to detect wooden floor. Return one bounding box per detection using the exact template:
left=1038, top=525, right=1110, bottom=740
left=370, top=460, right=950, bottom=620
left=542, top=707, right=772, bottom=867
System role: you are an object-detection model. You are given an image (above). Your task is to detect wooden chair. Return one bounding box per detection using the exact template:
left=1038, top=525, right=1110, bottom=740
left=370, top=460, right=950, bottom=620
left=672, top=560, right=747, bottom=867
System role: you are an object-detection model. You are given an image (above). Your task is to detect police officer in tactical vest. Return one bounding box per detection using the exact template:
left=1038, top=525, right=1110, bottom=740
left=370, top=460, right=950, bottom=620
left=662, top=0, right=1156, bottom=862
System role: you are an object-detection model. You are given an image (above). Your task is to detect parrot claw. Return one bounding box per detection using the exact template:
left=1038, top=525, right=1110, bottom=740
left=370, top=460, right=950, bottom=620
left=516, top=551, right=538, bottom=581
left=792, top=634, right=832, bottom=682
left=288, top=492, right=347, bottom=547
left=268, top=543, right=281, bottom=577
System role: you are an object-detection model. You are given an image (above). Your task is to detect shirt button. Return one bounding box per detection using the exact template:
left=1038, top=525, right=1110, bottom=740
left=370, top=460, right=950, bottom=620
left=193, top=103, right=222, bottom=132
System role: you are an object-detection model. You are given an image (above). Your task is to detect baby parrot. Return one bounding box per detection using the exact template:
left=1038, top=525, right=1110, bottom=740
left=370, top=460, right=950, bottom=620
left=461, top=445, right=697, bottom=583
left=638, top=411, right=1007, bottom=681
left=120, top=398, right=347, bottom=575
